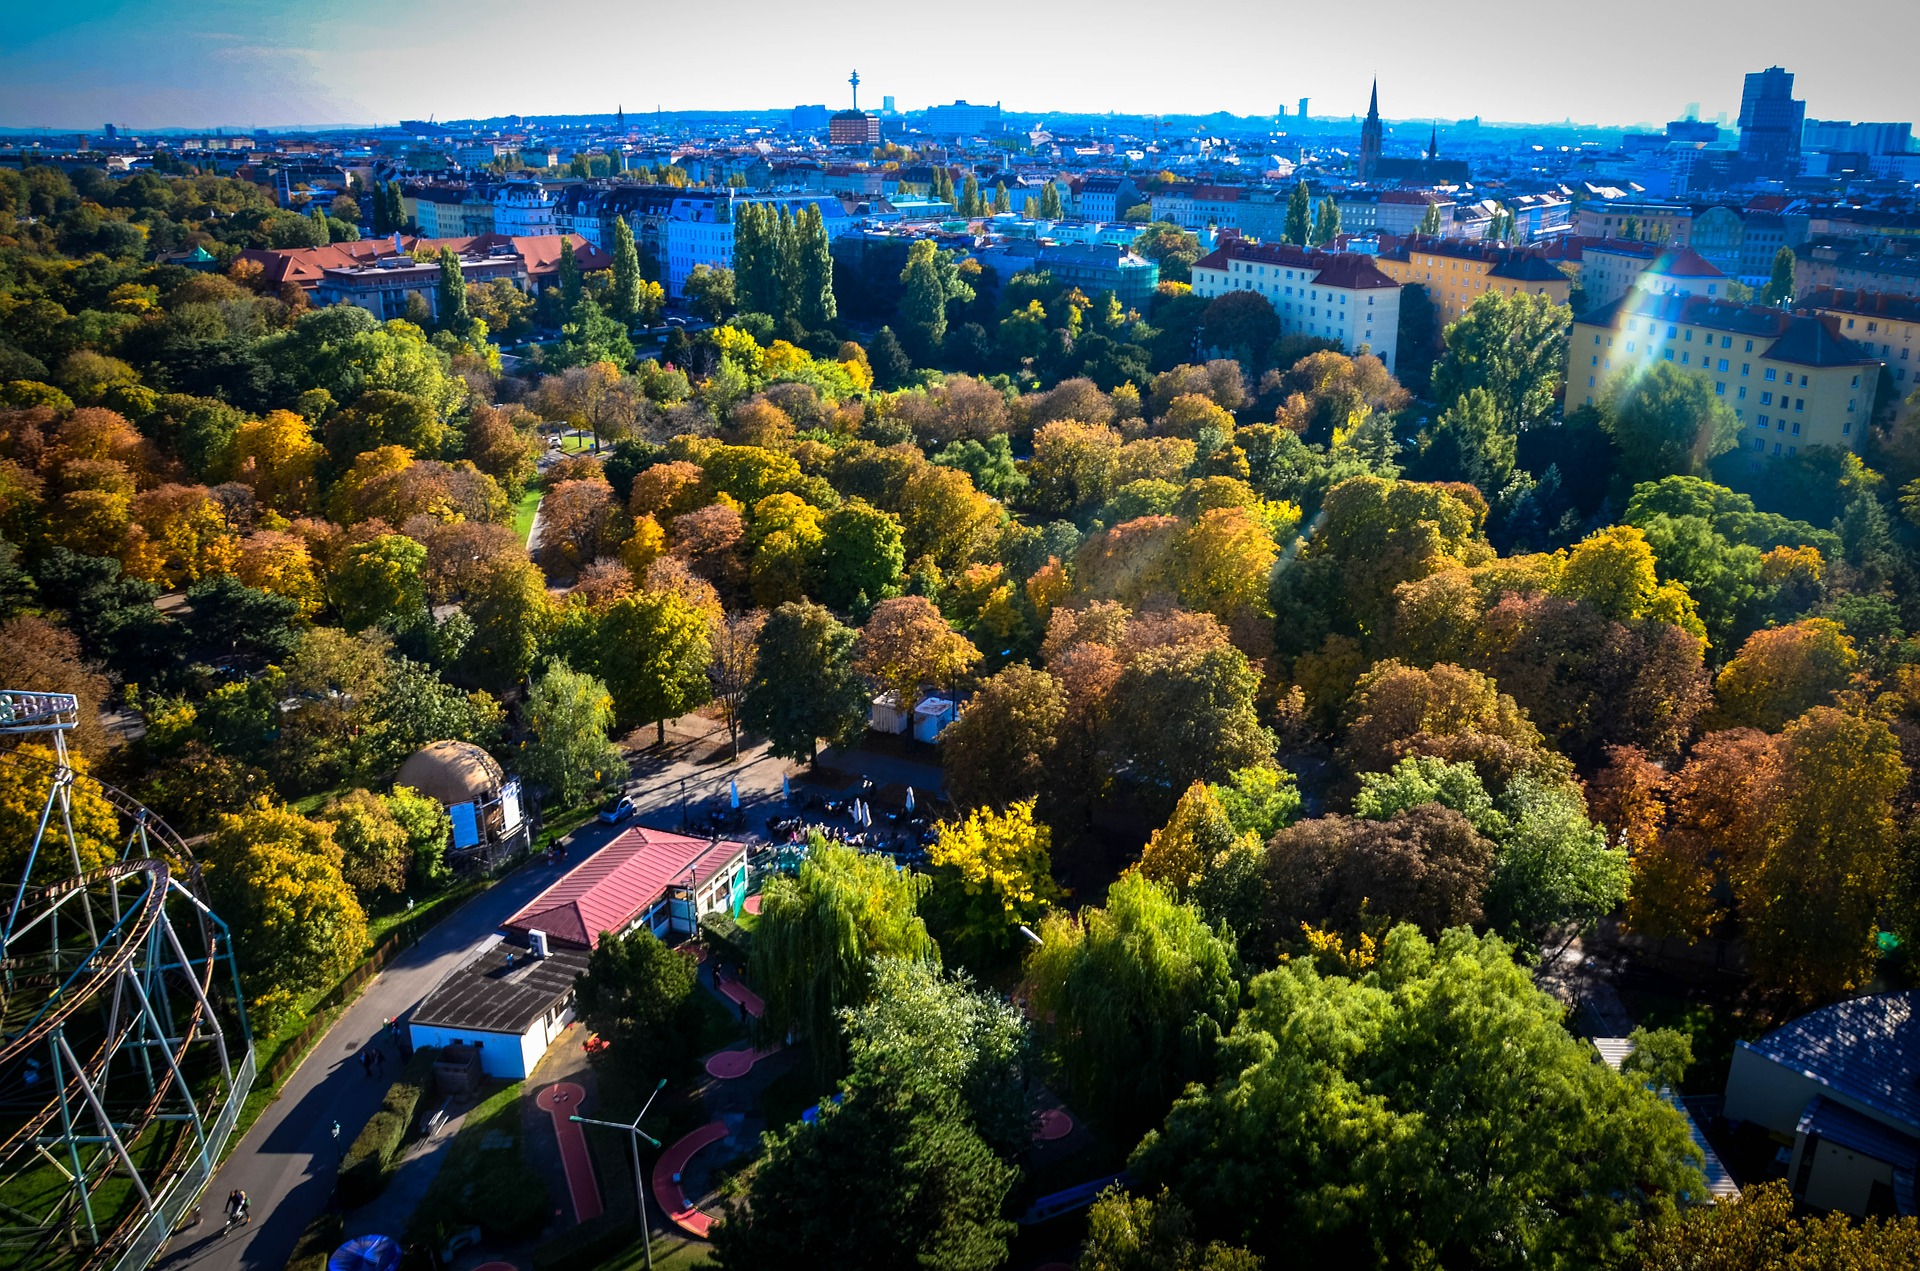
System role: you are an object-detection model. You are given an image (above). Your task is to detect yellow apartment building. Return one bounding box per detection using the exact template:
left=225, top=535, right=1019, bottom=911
left=1801, top=286, right=1920, bottom=400
left=1570, top=292, right=1880, bottom=456
left=1377, top=236, right=1572, bottom=326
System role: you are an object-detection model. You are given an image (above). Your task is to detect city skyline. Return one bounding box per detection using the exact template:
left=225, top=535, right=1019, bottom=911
left=2, top=0, right=1915, bottom=132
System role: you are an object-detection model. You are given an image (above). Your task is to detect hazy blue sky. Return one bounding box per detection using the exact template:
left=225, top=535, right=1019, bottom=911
left=3, top=0, right=1914, bottom=131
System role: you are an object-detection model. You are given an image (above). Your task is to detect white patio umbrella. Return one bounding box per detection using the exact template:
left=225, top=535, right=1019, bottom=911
left=905, top=786, right=916, bottom=812
left=730, top=779, right=740, bottom=809
left=782, top=773, right=792, bottom=804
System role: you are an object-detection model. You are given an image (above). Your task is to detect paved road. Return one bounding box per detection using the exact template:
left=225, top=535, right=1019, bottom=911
left=157, top=819, right=634, bottom=1271
left=160, top=717, right=799, bottom=1271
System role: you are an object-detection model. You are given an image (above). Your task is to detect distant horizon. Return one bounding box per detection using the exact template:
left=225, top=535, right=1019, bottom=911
left=3, top=0, right=1912, bottom=138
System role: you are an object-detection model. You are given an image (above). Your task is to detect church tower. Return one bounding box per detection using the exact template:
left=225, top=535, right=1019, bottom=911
left=1359, top=79, right=1383, bottom=180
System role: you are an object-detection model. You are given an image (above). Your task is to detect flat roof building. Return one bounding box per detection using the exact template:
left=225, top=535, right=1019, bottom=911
left=503, top=825, right=749, bottom=949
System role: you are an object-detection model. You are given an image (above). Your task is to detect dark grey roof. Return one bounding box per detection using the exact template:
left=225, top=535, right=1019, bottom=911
left=1746, top=991, right=1920, bottom=1134
left=411, top=940, right=588, bottom=1035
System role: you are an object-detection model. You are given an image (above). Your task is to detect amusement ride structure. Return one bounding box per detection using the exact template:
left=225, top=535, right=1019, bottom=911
left=0, top=689, right=253, bottom=1270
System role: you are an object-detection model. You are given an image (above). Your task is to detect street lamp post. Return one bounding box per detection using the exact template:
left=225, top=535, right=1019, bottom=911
left=572, top=1077, right=668, bottom=1271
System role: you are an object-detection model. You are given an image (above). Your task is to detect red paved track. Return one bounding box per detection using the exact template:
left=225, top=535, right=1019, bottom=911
left=653, top=1120, right=730, bottom=1238
left=715, top=976, right=765, bottom=1020
left=704, top=1044, right=779, bottom=1080
left=534, top=1082, right=604, bottom=1223
left=742, top=894, right=762, bottom=915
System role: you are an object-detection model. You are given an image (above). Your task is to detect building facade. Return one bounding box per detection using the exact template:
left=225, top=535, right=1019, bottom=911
left=1569, top=291, right=1879, bottom=456
left=1579, top=241, right=1728, bottom=310
left=663, top=191, right=853, bottom=298
left=1571, top=200, right=1694, bottom=245
left=1802, top=287, right=1920, bottom=396
left=1375, top=237, right=1572, bottom=327
left=494, top=182, right=557, bottom=236
left=829, top=110, right=881, bottom=146
left=1190, top=240, right=1402, bottom=371
left=1738, top=66, right=1806, bottom=174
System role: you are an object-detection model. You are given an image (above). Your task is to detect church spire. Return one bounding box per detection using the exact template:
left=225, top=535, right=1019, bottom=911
left=1368, top=78, right=1379, bottom=120
left=1428, top=122, right=1437, bottom=160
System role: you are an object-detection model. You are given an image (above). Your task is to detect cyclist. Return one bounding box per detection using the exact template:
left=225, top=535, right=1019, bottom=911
left=225, top=1189, right=249, bottom=1226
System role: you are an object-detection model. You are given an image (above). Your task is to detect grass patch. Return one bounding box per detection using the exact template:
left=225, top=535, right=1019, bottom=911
left=589, top=1234, right=715, bottom=1271
left=408, top=1081, right=550, bottom=1248
left=537, top=803, right=599, bottom=852
left=512, top=481, right=544, bottom=543
left=366, top=876, right=488, bottom=946
left=757, top=1061, right=828, bottom=1133
left=694, top=984, right=748, bottom=1055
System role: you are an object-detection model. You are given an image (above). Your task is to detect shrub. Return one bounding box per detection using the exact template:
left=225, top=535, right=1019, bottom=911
left=286, top=1210, right=343, bottom=1271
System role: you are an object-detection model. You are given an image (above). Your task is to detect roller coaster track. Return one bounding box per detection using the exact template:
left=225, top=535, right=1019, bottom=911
left=0, top=693, right=253, bottom=1271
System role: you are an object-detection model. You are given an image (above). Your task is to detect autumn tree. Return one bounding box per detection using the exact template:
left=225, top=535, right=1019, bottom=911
left=589, top=588, right=714, bottom=743
left=940, top=664, right=1067, bottom=811
left=1429, top=289, right=1571, bottom=432
left=855, top=595, right=981, bottom=711
left=708, top=609, right=763, bottom=761
left=1737, top=707, right=1906, bottom=999
left=1267, top=804, right=1496, bottom=942
left=203, top=799, right=368, bottom=1031
left=1636, top=1180, right=1920, bottom=1270
left=315, top=788, right=412, bottom=898
left=1111, top=641, right=1275, bottom=817
left=1710, top=617, right=1858, bottom=731
left=928, top=800, right=1062, bottom=964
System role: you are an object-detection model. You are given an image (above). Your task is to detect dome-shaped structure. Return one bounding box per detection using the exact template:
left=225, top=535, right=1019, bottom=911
left=396, top=740, right=504, bottom=808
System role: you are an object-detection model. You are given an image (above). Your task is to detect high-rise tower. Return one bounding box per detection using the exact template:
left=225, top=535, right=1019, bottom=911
left=1737, top=66, right=1804, bottom=175
left=1358, top=79, right=1383, bottom=180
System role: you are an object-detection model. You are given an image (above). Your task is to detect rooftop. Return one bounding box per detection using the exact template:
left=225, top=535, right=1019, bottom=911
left=1742, top=991, right=1920, bottom=1133
left=1195, top=239, right=1400, bottom=289
left=411, top=938, right=590, bottom=1035
left=1645, top=247, right=1725, bottom=279
left=503, top=825, right=747, bottom=949
left=1581, top=291, right=1878, bottom=367
left=1804, top=286, right=1920, bottom=324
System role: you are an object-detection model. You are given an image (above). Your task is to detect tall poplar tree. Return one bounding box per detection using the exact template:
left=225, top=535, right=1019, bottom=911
left=797, top=204, right=837, bottom=329
left=1285, top=180, right=1312, bottom=245
left=1418, top=201, right=1444, bottom=236
left=992, top=181, right=1011, bottom=214
left=1311, top=196, right=1341, bottom=246
left=1762, top=246, right=1797, bottom=306
left=961, top=174, right=981, bottom=217
left=558, top=236, right=582, bottom=308
left=775, top=204, right=801, bottom=322
left=385, top=181, right=407, bottom=234
left=1040, top=180, right=1063, bottom=219
left=437, top=248, right=470, bottom=332
left=609, top=216, right=644, bottom=322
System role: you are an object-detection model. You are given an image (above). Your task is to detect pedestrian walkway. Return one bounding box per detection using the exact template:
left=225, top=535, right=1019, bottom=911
left=704, top=1044, right=780, bottom=1080
left=533, top=1083, right=602, bottom=1223
left=713, top=971, right=764, bottom=1020
left=653, top=1122, right=731, bottom=1238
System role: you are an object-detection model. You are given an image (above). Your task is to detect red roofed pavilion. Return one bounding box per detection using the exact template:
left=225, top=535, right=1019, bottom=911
left=504, top=826, right=748, bottom=948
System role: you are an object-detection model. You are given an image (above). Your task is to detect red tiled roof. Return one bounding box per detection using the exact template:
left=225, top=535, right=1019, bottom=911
left=502, top=826, right=746, bottom=949
left=1646, top=247, right=1724, bottom=278
left=1194, top=240, right=1399, bottom=289
left=240, top=232, right=610, bottom=288
left=1803, top=286, right=1920, bottom=324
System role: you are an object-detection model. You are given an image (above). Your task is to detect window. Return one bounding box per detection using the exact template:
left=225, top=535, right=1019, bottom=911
left=1773, top=442, right=1782, bottom=454
left=1664, top=349, right=1675, bottom=361
left=1684, top=330, right=1693, bottom=342
left=1588, top=376, right=1595, bottom=388
left=1741, top=363, right=1750, bottom=376
left=1765, top=368, right=1776, bottom=381
left=1761, top=392, right=1773, bottom=405
left=1791, top=421, right=1800, bottom=435
left=1738, top=386, right=1747, bottom=400
left=1717, top=358, right=1728, bottom=372
left=1745, top=340, right=1754, bottom=352
left=1758, top=415, right=1770, bottom=427
left=1722, top=336, right=1732, bottom=349
left=1795, top=398, right=1804, bottom=411
left=1716, top=382, right=1726, bottom=396
left=1754, top=436, right=1766, bottom=452
left=1591, top=355, right=1599, bottom=367
left=1851, top=374, right=1861, bottom=386
left=1848, top=399, right=1856, bottom=412
left=1799, top=375, right=1809, bottom=387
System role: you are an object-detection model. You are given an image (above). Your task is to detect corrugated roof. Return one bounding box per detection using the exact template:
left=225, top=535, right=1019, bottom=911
left=1745, top=991, right=1920, bottom=1134
left=503, top=826, right=746, bottom=949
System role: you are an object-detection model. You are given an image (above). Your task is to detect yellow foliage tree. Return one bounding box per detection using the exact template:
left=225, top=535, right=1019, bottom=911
left=0, top=744, right=121, bottom=882
left=929, top=800, right=1061, bottom=953
left=233, top=409, right=325, bottom=512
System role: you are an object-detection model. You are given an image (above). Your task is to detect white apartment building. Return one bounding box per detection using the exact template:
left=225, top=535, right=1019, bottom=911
left=493, top=182, right=557, bottom=236
left=1190, top=240, right=1403, bottom=372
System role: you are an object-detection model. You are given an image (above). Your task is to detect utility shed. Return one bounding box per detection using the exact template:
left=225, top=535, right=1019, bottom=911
left=409, top=937, right=590, bottom=1079
left=1723, top=991, right=1920, bottom=1216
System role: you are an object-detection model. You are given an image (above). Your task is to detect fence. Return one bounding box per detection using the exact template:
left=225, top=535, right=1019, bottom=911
left=109, top=1047, right=257, bottom=1271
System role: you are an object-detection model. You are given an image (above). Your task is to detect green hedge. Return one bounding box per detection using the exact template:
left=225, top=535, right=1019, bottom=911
left=700, top=913, right=752, bottom=968
left=285, top=1210, right=343, bottom=1271
left=336, top=1049, right=438, bottom=1208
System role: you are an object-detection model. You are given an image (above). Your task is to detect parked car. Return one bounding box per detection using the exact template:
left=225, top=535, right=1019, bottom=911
left=599, top=794, right=638, bottom=824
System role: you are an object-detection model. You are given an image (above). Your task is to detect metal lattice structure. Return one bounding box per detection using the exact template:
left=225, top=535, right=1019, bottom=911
left=0, top=691, right=254, bottom=1271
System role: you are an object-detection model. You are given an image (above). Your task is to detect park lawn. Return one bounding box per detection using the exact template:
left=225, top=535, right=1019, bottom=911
left=593, top=1235, right=715, bottom=1271
left=407, top=1081, right=550, bottom=1246
left=512, top=481, right=544, bottom=543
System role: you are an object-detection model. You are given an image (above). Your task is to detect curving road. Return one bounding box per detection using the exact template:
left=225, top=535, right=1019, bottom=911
left=155, top=820, right=634, bottom=1271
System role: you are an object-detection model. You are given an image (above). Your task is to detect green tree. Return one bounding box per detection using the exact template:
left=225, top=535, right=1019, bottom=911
left=1429, top=289, right=1571, bottom=431
left=709, top=1068, right=1016, bottom=1271
left=552, top=295, right=634, bottom=370
left=1417, top=200, right=1443, bottom=235
left=867, top=325, right=913, bottom=390
left=315, top=788, right=411, bottom=898
left=940, top=664, right=1066, bottom=810
left=1207, top=764, right=1302, bottom=841
left=1310, top=196, right=1341, bottom=246
left=1132, top=926, right=1702, bottom=1267
left=608, top=216, right=645, bottom=323
left=333, top=533, right=429, bottom=634
left=520, top=661, right=625, bottom=808
left=591, top=588, right=714, bottom=743
left=387, top=783, right=452, bottom=891
left=961, top=174, right=981, bottom=217
left=1284, top=181, right=1312, bottom=246
left=1040, top=180, right=1063, bottom=219
left=1485, top=774, right=1630, bottom=950
left=843, top=958, right=1032, bottom=1158
left=684, top=264, right=736, bottom=323
left=204, top=799, right=368, bottom=1031
left=744, top=600, right=868, bottom=762
left=751, top=841, right=935, bottom=1081
left=1761, top=246, right=1797, bottom=306
left=574, top=926, right=704, bottom=1077
left=991, top=182, right=1011, bottom=215
left=557, top=235, right=581, bottom=309
left=437, top=248, right=470, bottom=333
left=1418, top=384, right=1516, bottom=493
left=1025, top=873, right=1239, bottom=1139
left=1110, top=641, right=1276, bottom=818
left=820, top=498, right=906, bottom=612
left=1132, top=221, right=1204, bottom=285
left=1599, top=361, right=1740, bottom=487
left=796, top=203, right=838, bottom=329
left=899, top=238, right=974, bottom=358
left=1079, top=1188, right=1263, bottom=1271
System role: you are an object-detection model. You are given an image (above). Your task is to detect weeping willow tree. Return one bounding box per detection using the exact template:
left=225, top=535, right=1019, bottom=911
left=750, top=837, right=936, bottom=1081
